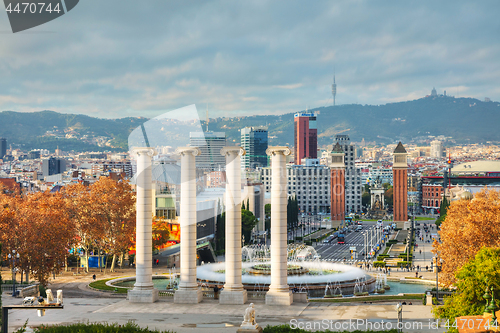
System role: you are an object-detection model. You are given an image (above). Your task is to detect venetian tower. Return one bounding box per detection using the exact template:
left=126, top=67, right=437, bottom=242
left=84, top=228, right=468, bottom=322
left=393, top=142, right=408, bottom=228
left=329, top=142, right=345, bottom=229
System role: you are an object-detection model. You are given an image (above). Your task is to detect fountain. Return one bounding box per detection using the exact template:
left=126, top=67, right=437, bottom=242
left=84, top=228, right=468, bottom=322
left=197, top=244, right=375, bottom=297
left=353, top=277, right=368, bottom=296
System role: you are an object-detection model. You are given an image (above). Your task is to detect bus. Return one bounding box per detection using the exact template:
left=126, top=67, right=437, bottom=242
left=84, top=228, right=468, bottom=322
left=337, top=234, right=345, bottom=244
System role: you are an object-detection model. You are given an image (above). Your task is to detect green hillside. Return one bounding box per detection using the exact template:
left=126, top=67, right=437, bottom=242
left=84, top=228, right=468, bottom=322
left=1, top=96, right=498, bottom=152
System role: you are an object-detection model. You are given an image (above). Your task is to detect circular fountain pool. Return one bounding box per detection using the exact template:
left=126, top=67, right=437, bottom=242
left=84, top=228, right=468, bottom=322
left=196, top=244, right=375, bottom=297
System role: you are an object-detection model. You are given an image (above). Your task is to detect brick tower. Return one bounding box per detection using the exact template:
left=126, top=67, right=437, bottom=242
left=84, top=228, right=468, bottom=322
left=393, top=142, right=408, bottom=228
left=330, top=143, right=345, bottom=229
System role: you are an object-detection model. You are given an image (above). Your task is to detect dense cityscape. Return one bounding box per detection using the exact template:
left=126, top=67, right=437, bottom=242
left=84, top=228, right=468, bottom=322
left=2, top=1, right=500, bottom=333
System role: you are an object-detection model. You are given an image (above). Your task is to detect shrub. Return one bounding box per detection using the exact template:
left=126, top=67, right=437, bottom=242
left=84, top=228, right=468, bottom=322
left=39, top=285, right=47, bottom=298
left=262, top=325, right=398, bottom=333
left=373, top=261, right=386, bottom=268
left=34, top=322, right=175, bottom=332
left=397, top=261, right=410, bottom=268
left=377, top=255, right=389, bottom=261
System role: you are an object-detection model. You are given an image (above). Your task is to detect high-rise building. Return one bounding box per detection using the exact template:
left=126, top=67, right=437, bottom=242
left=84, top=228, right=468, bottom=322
left=334, top=135, right=362, bottom=213
left=240, top=127, right=268, bottom=170
left=430, top=140, right=444, bottom=158
left=189, top=132, right=226, bottom=171
left=28, top=151, right=41, bottom=160
left=294, top=113, right=317, bottom=165
left=392, top=142, right=408, bottom=227
left=0, top=138, right=6, bottom=159
left=260, top=159, right=330, bottom=215
left=42, top=157, right=66, bottom=177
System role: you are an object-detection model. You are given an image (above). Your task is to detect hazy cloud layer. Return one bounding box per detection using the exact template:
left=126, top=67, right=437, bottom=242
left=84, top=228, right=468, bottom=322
left=0, top=0, right=498, bottom=118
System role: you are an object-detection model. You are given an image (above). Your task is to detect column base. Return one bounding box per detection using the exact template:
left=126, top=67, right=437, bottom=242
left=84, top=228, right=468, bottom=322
left=127, top=288, right=159, bottom=303
left=174, top=288, right=203, bottom=304
left=265, top=290, right=293, bottom=305
left=219, top=289, right=247, bottom=304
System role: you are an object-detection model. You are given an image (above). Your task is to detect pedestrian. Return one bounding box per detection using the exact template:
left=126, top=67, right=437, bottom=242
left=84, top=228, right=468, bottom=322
left=420, top=249, right=422, bottom=254
left=426, top=265, right=428, bottom=271
left=92, top=274, right=96, bottom=281
left=415, top=271, right=418, bottom=278
left=417, top=265, right=420, bottom=271
left=388, top=267, right=391, bottom=276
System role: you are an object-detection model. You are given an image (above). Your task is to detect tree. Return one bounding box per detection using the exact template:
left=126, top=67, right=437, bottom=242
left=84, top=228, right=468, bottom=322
left=264, top=204, right=271, bottom=234
left=362, top=192, right=371, bottom=208
left=384, top=187, right=393, bottom=209
left=433, top=247, right=500, bottom=330
left=152, top=216, right=170, bottom=251
left=436, top=197, right=450, bottom=227
left=10, top=192, right=75, bottom=286
left=61, top=183, right=100, bottom=272
left=433, top=189, right=500, bottom=287
left=90, top=177, right=135, bottom=272
left=241, top=209, right=258, bottom=245
left=215, top=213, right=225, bottom=253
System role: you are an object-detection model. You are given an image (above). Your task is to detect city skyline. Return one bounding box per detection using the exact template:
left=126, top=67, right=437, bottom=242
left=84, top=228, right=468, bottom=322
left=0, top=1, right=499, bottom=119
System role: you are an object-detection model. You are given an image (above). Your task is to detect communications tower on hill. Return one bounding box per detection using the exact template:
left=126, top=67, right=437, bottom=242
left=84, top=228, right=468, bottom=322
left=332, top=71, right=337, bottom=107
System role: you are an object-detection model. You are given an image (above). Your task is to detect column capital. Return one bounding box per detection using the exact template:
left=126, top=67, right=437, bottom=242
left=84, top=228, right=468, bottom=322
left=266, top=146, right=291, bottom=156
left=132, top=147, right=157, bottom=157
left=175, top=147, right=201, bottom=157
left=221, top=146, right=246, bottom=157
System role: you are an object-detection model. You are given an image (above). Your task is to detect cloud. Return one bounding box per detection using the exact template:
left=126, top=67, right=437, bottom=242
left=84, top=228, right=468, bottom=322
left=0, top=0, right=498, bottom=118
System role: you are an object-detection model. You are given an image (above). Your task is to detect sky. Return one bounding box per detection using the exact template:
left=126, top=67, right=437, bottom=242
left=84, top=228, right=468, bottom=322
left=0, top=0, right=499, bottom=119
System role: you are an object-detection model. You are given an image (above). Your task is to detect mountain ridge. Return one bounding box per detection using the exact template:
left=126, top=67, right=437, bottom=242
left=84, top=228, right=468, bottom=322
left=1, top=96, right=499, bottom=152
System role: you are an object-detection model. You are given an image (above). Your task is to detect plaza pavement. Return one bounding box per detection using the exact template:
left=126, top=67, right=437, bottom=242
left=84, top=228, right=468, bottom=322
left=2, top=295, right=445, bottom=333
left=1, top=222, right=445, bottom=332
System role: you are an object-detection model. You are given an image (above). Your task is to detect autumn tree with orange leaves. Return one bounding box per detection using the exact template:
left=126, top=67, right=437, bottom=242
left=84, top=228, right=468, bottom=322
left=61, top=183, right=102, bottom=272
left=90, top=177, right=136, bottom=272
left=433, top=188, right=500, bottom=287
left=0, top=191, right=75, bottom=286
left=152, top=216, right=171, bottom=251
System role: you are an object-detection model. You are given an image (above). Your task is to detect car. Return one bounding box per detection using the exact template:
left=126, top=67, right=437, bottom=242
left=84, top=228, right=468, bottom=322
left=356, top=226, right=363, bottom=232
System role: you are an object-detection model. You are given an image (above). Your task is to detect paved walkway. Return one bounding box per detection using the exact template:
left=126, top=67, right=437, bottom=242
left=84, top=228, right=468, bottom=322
left=2, top=296, right=445, bottom=333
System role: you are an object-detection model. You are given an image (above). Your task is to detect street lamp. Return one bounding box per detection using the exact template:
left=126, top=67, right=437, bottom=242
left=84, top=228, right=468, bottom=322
left=7, top=250, right=20, bottom=297
left=434, top=254, right=441, bottom=302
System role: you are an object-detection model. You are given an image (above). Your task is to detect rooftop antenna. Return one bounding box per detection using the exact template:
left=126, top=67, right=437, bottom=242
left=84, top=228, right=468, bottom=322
left=332, top=67, right=337, bottom=107
left=206, top=104, right=209, bottom=132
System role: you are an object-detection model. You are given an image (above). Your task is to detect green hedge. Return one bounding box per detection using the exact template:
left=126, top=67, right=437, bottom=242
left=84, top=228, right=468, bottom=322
left=263, top=325, right=398, bottom=333
left=34, top=323, right=175, bottom=332
left=377, top=255, right=389, bottom=261
left=397, top=261, right=410, bottom=268
left=386, top=240, right=397, bottom=245
left=373, top=261, right=386, bottom=267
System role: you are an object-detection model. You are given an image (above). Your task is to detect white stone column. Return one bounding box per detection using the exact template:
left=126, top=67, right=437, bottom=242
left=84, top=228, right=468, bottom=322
left=174, top=147, right=203, bottom=304
left=128, top=147, right=159, bottom=303
left=265, top=146, right=293, bottom=306
left=219, top=147, right=247, bottom=304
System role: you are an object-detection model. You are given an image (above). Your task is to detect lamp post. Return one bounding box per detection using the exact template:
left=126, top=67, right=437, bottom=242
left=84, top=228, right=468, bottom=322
left=8, top=250, right=20, bottom=297
left=434, top=254, right=441, bottom=302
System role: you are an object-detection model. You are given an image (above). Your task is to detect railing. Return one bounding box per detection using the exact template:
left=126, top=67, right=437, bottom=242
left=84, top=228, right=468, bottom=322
left=158, top=290, right=174, bottom=297
left=247, top=291, right=266, bottom=299
left=1, top=283, right=39, bottom=297
left=19, top=283, right=39, bottom=297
